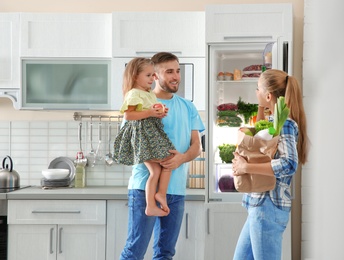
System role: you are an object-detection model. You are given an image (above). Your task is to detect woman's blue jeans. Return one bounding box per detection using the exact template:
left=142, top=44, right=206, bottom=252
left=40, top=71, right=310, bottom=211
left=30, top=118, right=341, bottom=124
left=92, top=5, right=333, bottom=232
left=120, top=189, right=185, bottom=260
left=233, top=196, right=290, bottom=260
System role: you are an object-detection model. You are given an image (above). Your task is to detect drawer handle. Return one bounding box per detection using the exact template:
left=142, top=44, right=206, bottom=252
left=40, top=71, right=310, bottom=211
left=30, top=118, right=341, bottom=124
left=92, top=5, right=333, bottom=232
left=32, top=210, right=81, bottom=214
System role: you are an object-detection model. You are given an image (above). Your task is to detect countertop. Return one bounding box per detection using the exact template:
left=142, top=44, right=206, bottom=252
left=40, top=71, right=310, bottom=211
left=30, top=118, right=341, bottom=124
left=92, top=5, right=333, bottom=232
left=6, top=186, right=205, bottom=201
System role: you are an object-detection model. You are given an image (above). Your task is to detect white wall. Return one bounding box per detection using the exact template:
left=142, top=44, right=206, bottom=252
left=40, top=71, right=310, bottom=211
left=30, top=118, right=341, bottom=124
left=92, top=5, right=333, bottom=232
left=305, top=0, right=344, bottom=259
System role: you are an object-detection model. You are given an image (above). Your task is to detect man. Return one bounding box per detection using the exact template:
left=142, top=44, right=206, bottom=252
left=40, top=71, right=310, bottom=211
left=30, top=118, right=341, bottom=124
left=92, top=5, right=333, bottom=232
left=120, top=52, right=205, bottom=260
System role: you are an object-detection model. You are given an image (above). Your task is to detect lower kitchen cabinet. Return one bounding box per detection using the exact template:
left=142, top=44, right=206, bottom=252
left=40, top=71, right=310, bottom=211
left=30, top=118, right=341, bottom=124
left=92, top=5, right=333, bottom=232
left=174, top=201, right=205, bottom=260
left=204, top=202, right=291, bottom=260
left=7, top=200, right=106, bottom=260
left=106, top=199, right=205, bottom=260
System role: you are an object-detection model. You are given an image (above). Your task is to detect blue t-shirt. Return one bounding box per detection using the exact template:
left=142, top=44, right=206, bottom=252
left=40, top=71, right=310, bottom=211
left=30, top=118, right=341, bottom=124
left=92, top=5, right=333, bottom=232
left=127, top=94, right=205, bottom=195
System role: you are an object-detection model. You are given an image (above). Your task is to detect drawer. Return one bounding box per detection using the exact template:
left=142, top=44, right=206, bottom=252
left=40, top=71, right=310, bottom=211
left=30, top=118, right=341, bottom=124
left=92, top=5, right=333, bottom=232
left=8, top=200, right=106, bottom=225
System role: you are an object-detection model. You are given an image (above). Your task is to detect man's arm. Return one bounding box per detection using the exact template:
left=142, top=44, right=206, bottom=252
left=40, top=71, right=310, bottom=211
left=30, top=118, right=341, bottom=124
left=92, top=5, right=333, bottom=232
left=159, top=130, right=202, bottom=170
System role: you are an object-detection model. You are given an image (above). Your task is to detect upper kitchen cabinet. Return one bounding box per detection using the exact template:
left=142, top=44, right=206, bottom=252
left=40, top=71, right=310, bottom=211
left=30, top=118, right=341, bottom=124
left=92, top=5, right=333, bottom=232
left=20, top=13, right=112, bottom=57
left=206, top=4, right=292, bottom=43
left=112, top=12, right=205, bottom=57
left=0, top=13, right=20, bottom=108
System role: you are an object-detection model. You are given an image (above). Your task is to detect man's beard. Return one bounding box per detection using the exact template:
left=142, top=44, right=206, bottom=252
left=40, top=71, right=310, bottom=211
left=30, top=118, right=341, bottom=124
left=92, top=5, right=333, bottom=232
left=158, top=79, right=179, bottom=93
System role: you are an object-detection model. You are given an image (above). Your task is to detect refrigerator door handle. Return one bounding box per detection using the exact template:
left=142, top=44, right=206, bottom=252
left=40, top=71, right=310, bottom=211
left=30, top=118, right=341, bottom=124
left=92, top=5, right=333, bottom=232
left=275, top=36, right=293, bottom=74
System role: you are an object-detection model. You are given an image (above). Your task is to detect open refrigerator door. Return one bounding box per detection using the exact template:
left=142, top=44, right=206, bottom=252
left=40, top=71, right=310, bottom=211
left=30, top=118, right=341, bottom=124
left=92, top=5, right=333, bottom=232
left=206, top=39, right=291, bottom=202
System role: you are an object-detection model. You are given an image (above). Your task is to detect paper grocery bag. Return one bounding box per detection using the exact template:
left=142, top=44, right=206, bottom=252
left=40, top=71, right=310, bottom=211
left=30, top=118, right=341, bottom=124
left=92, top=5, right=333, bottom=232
left=234, top=129, right=279, bottom=193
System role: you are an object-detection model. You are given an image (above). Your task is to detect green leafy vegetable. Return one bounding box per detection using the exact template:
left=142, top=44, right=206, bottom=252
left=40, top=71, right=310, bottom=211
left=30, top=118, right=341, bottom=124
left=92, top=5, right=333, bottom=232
left=254, top=120, right=273, bottom=133
left=218, top=144, right=237, bottom=163
left=273, top=97, right=290, bottom=137
left=237, top=97, right=258, bottom=124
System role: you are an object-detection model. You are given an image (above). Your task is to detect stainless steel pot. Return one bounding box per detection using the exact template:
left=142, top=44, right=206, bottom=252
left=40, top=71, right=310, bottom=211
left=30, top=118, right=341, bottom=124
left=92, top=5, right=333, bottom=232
left=0, top=156, right=20, bottom=189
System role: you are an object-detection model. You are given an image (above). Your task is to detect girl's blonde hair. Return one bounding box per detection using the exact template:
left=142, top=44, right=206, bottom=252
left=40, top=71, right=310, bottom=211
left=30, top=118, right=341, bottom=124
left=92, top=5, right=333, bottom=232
left=260, top=69, right=309, bottom=164
left=122, top=57, right=154, bottom=96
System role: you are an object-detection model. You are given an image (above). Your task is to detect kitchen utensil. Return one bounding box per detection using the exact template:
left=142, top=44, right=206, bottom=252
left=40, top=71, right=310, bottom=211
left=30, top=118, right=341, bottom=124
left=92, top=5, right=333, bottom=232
left=105, top=120, right=114, bottom=166
left=87, top=117, right=96, bottom=167
left=95, top=117, right=103, bottom=162
left=0, top=156, right=20, bottom=189
left=42, top=169, right=69, bottom=180
left=48, top=157, right=76, bottom=182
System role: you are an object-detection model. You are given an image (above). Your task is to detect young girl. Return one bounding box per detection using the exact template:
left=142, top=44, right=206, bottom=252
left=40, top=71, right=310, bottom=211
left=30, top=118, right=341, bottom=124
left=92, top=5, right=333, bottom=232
left=232, top=69, right=309, bottom=259
left=113, top=57, right=175, bottom=217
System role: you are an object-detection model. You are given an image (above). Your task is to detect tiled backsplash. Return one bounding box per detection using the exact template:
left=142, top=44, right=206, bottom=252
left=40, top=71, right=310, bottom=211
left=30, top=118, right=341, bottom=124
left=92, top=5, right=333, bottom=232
left=0, top=121, right=132, bottom=186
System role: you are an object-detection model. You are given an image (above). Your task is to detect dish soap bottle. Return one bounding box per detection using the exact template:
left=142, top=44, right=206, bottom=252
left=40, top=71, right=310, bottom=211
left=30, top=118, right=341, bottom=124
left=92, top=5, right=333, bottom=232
left=74, top=152, right=86, bottom=188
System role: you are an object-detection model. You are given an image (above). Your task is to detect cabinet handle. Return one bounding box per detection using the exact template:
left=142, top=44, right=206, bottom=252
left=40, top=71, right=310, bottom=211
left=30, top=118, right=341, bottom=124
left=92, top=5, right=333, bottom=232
left=50, top=228, right=54, bottom=254
left=59, top=227, right=63, bottom=254
left=207, top=208, right=210, bottom=235
left=135, top=51, right=182, bottom=55
left=223, top=35, right=273, bottom=42
left=32, top=210, right=81, bottom=214
left=185, top=213, right=189, bottom=239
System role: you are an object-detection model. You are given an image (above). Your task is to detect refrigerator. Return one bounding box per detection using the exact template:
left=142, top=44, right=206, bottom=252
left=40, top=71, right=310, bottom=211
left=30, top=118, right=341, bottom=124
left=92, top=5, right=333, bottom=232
left=205, top=3, right=293, bottom=203
left=203, top=4, right=293, bottom=259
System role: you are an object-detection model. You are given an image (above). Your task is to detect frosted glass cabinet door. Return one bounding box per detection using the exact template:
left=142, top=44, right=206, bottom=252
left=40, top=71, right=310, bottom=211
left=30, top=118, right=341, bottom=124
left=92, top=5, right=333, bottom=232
left=21, top=59, right=113, bottom=110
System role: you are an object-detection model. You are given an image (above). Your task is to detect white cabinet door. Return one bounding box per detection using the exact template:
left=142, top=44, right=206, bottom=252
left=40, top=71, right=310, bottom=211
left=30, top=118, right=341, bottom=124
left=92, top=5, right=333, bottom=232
left=206, top=4, right=293, bottom=43
left=20, top=13, right=112, bottom=57
left=174, top=201, right=205, bottom=260
left=0, top=13, right=20, bottom=89
left=112, top=12, right=205, bottom=57
left=204, top=202, right=291, bottom=260
left=8, top=224, right=105, bottom=260
left=57, top=225, right=106, bottom=260
left=8, top=224, right=56, bottom=260
left=204, top=203, right=247, bottom=260
left=0, top=13, right=20, bottom=108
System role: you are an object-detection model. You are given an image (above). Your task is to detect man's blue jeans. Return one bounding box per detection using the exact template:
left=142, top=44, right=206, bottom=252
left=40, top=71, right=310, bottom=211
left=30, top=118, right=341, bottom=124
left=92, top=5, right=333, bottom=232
left=120, top=189, right=185, bottom=260
left=233, top=196, right=290, bottom=260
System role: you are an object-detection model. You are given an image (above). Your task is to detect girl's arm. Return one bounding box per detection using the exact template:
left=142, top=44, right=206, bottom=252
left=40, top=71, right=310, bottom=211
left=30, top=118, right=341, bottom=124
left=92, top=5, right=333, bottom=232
left=124, top=105, right=166, bottom=121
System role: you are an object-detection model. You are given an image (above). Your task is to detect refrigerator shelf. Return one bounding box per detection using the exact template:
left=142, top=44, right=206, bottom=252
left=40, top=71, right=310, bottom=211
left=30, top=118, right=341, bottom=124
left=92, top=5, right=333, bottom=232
left=216, top=79, right=258, bottom=83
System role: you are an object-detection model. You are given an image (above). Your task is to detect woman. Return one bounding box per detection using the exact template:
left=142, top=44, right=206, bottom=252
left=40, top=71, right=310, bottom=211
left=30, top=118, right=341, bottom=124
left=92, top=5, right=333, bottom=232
left=232, top=69, right=309, bottom=260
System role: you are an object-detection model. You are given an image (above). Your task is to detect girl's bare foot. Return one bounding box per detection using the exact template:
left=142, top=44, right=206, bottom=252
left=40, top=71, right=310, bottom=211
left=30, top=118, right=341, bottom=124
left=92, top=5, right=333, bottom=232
left=145, top=205, right=168, bottom=217
left=155, top=192, right=170, bottom=214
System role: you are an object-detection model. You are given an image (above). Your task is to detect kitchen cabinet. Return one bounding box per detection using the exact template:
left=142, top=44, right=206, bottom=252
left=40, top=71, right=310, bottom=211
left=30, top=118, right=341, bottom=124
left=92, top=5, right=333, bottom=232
left=106, top=199, right=204, bottom=260
left=112, top=12, right=205, bottom=57
left=174, top=201, right=205, bottom=260
left=0, top=13, right=20, bottom=108
left=20, top=58, right=113, bottom=110
left=20, top=13, right=112, bottom=57
left=7, top=200, right=106, bottom=260
left=204, top=203, right=246, bottom=259
left=206, top=4, right=293, bottom=43
left=204, top=202, right=291, bottom=260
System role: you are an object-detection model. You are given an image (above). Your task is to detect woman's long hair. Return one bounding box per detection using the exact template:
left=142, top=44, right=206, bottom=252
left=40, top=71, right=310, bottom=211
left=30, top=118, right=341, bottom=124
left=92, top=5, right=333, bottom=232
left=260, top=69, right=309, bottom=164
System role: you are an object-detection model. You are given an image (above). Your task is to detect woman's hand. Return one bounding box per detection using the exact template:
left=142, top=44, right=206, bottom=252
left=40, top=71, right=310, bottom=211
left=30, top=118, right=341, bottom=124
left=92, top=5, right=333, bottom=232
left=232, top=152, right=248, bottom=176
